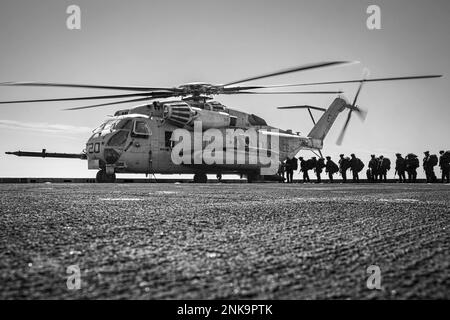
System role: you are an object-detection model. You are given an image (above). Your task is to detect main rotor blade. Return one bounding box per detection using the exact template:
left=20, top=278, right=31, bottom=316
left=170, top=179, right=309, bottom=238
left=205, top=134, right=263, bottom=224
left=64, top=97, right=163, bottom=111
left=223, top=61, right=356, bottom=87
left=247, top=74, right=443, bottom=89
left=225, top=90, right=343, bottom=95
left=277, top=105, right=327, bottom=112
left=0, top=81, right=178, bottom=92
left=336, top=110, right=353, bottom=146
left=0, top=91, right=176, bottom=104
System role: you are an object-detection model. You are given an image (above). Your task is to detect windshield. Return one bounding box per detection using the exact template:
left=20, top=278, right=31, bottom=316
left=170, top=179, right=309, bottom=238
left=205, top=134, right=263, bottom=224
left=91, top=119, right=132, bottom=138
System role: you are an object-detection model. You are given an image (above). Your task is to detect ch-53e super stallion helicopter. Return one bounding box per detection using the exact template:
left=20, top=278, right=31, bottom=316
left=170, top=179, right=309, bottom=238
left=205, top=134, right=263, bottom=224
left=1, top=61, right=441, bottom=183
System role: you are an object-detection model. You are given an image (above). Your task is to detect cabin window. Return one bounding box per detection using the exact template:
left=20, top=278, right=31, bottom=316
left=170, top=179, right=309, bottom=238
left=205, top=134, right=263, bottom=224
left=165, top=131, right=173, bottom=148
left=230, top=116, right=237, bottom=127
left=132, top=120, right=151, bottom=137
left=248, top=114, right=267, bottom=126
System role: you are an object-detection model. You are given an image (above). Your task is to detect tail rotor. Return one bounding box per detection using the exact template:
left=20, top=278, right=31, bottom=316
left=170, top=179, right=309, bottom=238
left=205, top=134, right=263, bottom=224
left=336, top=71, right=369, bottom=145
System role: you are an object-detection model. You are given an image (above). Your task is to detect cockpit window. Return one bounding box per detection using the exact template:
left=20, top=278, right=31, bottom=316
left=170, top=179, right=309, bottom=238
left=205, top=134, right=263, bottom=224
left=107, top=130, right=129, bottom=147
left=116, top=119, right=132, bottom=130
left=92, top=119, right=134, bottom=138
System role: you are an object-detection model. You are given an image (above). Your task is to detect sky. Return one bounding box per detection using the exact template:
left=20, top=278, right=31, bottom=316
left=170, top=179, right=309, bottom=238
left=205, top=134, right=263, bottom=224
left=0, top=0, right=449, bottom=178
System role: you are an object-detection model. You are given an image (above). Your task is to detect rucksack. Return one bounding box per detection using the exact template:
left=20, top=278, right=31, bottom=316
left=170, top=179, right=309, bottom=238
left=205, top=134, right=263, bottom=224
left=291, top=157, right=298, bottom=170
left=412, top=157, right=419, bottom=169
left=330, top=162, right=339, bottom=174
left=317, top=159, right=325, bottom=170
left=341, top=158, right=351, bottom=171
left=306, top=159, right=316, bottom=170
left=382, top=158, right=391, bottom=170
left=441, top=151, right=450, bottom=163
left=429, top=154, right=438, bottom=167
left=355, top=158, right=365, bottom=172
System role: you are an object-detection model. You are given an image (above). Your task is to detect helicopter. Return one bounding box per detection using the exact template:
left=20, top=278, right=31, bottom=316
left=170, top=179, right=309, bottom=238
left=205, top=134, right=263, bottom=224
left=0, top=61, right=442, bottom=183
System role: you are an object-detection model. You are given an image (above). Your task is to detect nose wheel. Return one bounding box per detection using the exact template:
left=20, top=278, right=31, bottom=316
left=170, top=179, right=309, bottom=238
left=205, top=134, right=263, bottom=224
left=96, top=169, right=116, bottom=183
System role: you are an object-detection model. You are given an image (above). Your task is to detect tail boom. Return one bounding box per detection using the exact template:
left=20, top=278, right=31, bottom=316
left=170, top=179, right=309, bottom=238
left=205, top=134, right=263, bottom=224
left=307, top=97, right=347, bottom=141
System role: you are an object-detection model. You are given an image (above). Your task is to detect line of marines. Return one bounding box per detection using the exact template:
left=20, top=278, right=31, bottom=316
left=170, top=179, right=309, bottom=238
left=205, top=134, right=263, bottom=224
left=280, top=150, right=450, bottom=183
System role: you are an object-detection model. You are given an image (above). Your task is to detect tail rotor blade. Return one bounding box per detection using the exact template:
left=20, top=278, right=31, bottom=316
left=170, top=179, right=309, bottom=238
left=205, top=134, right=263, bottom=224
left=355, top=107, right=368, bottom=121
left=336, top=110, right=353, bottom=145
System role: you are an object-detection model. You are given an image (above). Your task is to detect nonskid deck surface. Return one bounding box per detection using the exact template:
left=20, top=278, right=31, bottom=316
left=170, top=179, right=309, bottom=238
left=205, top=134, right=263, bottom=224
left=0, top=183, right=449, bottom=299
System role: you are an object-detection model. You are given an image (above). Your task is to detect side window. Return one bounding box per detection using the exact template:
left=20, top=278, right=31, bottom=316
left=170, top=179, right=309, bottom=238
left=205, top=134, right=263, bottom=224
left=132, top=120, right=151, bottom=138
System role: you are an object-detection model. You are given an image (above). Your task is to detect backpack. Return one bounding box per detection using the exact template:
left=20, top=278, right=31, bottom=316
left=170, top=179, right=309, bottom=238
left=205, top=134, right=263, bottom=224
left=355, top=158, right=365, bottom=172
left=341, top=158, right=351, bottom=171
left=306, top=159, right=316, bottom=170
left=382, top=158, right=391, bottom=170
left=412, top=157, right=419, bottom=169
left=291, top=157, right=298, bottom=170
left=317, top=159, right=325, bottom=170
left=429, top=154, right=438, bottom=167
left=442, top=151, right=450, bottom=164
left=330, top=162, right=339, bottom=174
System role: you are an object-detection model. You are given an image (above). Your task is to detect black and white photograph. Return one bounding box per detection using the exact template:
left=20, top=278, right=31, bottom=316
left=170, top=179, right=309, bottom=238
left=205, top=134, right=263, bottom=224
left=0, top=0, right=448, bottom=310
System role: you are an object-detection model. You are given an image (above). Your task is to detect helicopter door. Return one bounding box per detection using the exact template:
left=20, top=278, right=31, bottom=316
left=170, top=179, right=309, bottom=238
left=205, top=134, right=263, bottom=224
left=125, top=119, right=152, bottom=173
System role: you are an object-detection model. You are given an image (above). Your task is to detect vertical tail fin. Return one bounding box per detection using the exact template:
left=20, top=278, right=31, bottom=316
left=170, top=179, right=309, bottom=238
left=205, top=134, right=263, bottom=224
left=307, top=97, right=347, bottom=141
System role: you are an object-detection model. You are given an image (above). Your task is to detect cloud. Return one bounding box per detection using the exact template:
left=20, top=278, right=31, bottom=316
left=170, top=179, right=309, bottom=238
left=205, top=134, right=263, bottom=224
left=0, top=119, right=92, bottom=135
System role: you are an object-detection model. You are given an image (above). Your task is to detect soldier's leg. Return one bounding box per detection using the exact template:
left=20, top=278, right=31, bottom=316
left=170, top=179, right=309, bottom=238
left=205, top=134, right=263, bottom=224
left=444, top=167, right=450, bottom=183
left=401, top=171, right=406, bottom=182
left=431, top=169, right=437, bottom=182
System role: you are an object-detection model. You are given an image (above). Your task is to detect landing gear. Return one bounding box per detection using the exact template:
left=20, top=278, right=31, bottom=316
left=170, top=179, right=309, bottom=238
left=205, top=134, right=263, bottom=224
left=246, top=172, right=261, bottom=183
left=193, top=173, right=208, bottom=183
left=96, top=169, right=116, bottom=183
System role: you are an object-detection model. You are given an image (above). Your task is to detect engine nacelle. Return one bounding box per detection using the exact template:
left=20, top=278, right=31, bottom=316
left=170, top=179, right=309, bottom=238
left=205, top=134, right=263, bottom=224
left=163, top=102, right=195, bottom=127
left=163, top=102, right=232, bottom=129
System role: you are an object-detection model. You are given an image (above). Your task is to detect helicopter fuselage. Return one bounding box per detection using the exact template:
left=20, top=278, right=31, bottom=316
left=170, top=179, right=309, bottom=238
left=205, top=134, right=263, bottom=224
left=85, top=99, right=318, bottom=178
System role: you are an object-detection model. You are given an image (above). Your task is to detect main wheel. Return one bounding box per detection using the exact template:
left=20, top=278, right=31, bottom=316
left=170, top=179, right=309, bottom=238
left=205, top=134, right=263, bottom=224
left=246, top=172, right=261, bottom=183
left=96, top=170, right=116, bottom=183
left=193, top=173, right=207, bottom=183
